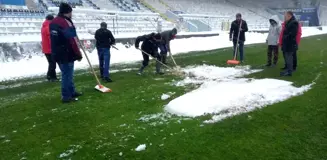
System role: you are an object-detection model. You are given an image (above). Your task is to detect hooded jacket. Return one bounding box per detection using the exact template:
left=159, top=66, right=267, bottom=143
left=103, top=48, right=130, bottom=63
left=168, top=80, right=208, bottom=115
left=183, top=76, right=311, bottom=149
left=41, top=20, right=52, bottom=54
left=160, top=28, right=177, bottom=53
left=266, top=15, right=281, bottom=46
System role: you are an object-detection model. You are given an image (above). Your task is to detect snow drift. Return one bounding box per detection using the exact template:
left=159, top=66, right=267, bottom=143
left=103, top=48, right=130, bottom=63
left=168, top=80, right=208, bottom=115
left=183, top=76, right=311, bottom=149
left=165, top=65, right=314, bottom=123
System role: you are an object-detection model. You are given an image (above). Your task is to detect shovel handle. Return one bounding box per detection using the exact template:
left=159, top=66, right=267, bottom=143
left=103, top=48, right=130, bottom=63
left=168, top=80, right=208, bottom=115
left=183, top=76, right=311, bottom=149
left=77, top=37, right=102, bottom=86
left=138, top=48, right=173, bottom=70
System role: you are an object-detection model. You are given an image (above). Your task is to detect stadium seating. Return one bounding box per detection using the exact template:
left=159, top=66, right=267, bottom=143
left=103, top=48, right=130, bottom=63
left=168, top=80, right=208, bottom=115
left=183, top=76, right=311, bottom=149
left=0, top=0, right=323, bottom=40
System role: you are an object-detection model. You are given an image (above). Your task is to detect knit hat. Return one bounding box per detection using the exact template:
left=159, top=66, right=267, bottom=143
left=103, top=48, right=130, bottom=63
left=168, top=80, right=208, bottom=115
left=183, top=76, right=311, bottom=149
left=59, top=3, right=72, bottom=14
left=171, top=28, right=177, bottom=35
left=46, top=14, right=54, bottom=20
left=236, top=13, right=242, bottom=18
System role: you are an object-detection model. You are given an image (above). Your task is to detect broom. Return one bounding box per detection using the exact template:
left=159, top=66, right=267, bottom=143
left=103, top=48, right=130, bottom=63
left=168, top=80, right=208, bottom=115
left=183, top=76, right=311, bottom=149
left=77, top=37, right=112, bottom=93
left=227, top=20, right=243, bottom=65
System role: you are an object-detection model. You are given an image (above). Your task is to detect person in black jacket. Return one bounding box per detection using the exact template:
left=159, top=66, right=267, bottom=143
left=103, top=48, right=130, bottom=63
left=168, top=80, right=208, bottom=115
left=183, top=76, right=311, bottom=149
left=135, top=33, right=163, bottom=75
left=280, top=11, right=299, bottom=77
left=229, top=13, right=248, bottom=63
left=95, top=22, right=116, bottom=82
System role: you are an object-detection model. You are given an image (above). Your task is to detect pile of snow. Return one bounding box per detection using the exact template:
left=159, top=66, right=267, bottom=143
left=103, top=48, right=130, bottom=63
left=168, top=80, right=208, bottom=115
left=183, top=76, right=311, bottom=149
left=161, top=94, right=171, bottom=100
left=161, top=92, right=175, bottom=100
left=165, top=65, right=314, bottom=123
left=135, top=144, right=146, bottom=151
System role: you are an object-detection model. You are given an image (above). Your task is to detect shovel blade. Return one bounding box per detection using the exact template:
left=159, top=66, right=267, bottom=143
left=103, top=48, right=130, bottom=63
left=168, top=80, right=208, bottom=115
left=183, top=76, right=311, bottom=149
left=94, top=85, right=112, bottom=93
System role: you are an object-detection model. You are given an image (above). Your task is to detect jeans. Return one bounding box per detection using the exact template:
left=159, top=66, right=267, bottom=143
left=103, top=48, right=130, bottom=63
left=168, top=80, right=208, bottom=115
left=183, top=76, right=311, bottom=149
left=97, top=48, right=111, bottom=78
left=284, top=52, right=294, bottom=73
left=59, top=62, right=76, bottom=101
left=45, top=54, right=57, bottom=79
left=233, top=40, right=244, bottom=61
left=139, top=50, right=162, bottom=73
left=159, top=44, right=168, bottom=64
left=283, top=51, right=297, bottom=69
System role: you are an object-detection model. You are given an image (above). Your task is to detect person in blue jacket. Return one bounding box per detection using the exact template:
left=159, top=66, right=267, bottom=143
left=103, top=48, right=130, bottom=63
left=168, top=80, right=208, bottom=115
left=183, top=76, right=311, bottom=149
left=50, top=3, right=82, bottom=103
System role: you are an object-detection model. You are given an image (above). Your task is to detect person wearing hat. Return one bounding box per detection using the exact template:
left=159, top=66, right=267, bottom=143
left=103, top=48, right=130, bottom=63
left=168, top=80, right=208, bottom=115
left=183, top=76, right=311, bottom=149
left=41, top=14, right=59, bottom=82
left=50, top=2, right=83, bottom=103
left=229, top=13, right=248, bottom=63
left=94, top=22, right=116, bottom=82
left=135, top=32, right=164, bottom=75
left=160, top=28, right=177, bottom=64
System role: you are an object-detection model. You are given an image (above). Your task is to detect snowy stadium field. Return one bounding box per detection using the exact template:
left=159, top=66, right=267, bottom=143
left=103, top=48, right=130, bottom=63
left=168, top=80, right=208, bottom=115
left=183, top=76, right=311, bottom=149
left=1, top=28, right=327, bottom=159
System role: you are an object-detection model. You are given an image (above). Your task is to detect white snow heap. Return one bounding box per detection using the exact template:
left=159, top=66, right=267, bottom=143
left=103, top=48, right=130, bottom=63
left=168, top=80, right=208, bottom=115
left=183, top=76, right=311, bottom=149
left=135, top=144, right=146, bottom=151
left=165, top=65, right=314, bottom=123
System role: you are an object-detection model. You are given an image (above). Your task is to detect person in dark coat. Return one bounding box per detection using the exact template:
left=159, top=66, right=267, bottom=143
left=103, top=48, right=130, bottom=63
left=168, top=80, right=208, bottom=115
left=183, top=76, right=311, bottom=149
left=95, top=22, right=116, bottom=82
left=41, top=14, right=58, bottom=81
left=50, top=3, right=83, bottom=103
left=229, top=13, right=248, bottom=63
left=135, top=33, right=163, bottom=75
left=159, top=28, right=177, bottom=64
left=280, top=11, right=299, bottom=76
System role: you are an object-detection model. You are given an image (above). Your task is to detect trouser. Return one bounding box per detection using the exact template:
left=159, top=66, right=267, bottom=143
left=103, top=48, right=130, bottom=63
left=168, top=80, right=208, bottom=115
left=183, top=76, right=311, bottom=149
left=159, top=44, right=168, bottom=64
left=139, top=50, right=162, bottom=73
left=59, top=62, right=76, bottom=101
left=284, top=52, right=294, bottom=73
left=97, top=48, right=111, bottom=78
left=233, top=40, right=244, bottom=61
left=45, top=54, right=57, bottom=79
left=267, top=45, right=279, bottom=65
left=283, top=51, right=297, bottom=69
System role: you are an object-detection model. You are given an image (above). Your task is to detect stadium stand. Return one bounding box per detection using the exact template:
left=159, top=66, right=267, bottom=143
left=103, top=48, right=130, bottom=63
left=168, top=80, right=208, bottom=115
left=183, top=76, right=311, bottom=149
left=0, top=0, right=324, bottom=39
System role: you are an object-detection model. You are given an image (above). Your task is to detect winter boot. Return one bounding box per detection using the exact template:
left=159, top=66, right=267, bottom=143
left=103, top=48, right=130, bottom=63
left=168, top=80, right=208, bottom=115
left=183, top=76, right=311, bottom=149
left=103, top=77, right=113, bottom=83
left=280, top=71, right=292, bottom=77
left=62, top=98, right=78, bottom=103
left=72, top=92, right=83, bottom=98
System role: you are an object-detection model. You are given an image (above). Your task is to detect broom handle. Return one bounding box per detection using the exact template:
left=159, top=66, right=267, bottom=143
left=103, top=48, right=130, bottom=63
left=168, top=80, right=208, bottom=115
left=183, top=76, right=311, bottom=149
left=233, top=20, right=243, bottom=60
left=138, top=48, right=173, bottom=70
left=169, top=52, right=178, bottom=67
left=77, top=37, right=102, bottom=86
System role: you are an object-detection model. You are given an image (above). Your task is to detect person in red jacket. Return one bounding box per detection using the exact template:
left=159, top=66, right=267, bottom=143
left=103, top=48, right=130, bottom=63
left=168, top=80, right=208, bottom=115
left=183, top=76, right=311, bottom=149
left=279, top=18, right=302, bottom=71
left=41, top=14, right=58, bottom=81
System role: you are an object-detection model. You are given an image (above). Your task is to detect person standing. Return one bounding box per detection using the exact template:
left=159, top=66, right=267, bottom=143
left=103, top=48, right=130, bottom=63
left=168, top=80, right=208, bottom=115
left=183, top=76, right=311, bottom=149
left=279, top=18, right=302, bottom=71
left=135, top=33, right=163, bottom=75
left=160, top=28, right=177, bottom=64
left=265, top=15, right=281, bottom=67
left=50, top=3, right=83, bottom=103
left=280, top=11, right=299, bottom=77
left=229, top=13, right=248, bottom=63
left=95, top=22, right=116, bottom=82
left=41, top=14, right=58, bottom=81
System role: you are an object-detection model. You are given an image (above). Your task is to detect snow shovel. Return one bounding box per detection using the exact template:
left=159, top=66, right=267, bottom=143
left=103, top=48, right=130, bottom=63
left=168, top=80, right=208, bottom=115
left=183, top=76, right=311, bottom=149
left=227, top=20, right=242, bottom=65
left=77, top=37, right=112, bottom=93
left=138, top=49, right=184, bottom=76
